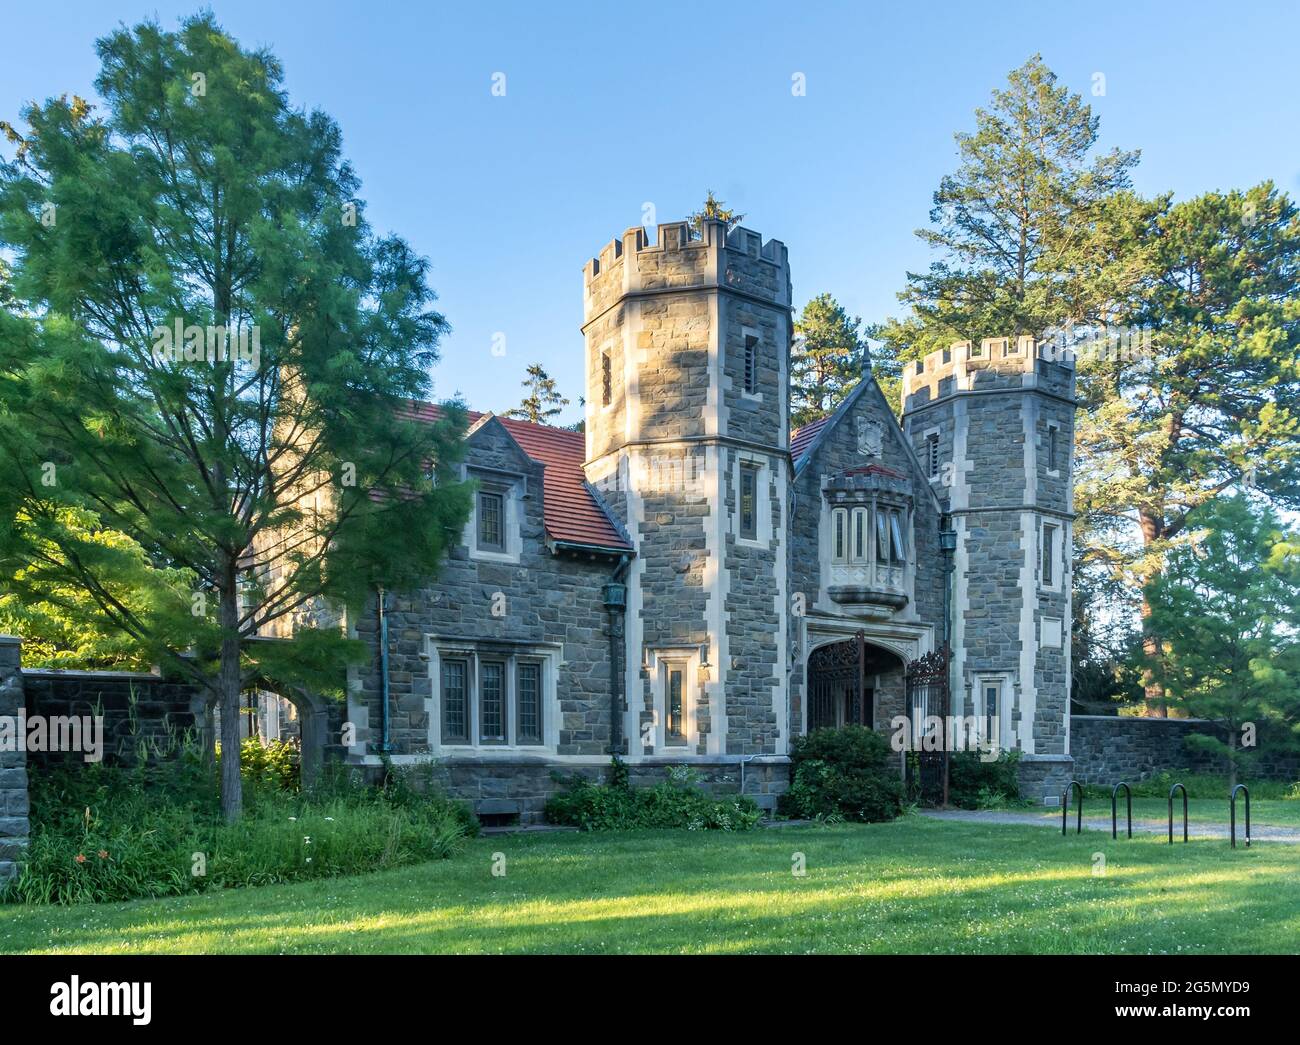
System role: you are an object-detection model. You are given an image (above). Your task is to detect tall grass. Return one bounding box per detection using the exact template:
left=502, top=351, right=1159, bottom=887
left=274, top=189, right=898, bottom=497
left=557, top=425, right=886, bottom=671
left=3, top=740, right=475, bottom=905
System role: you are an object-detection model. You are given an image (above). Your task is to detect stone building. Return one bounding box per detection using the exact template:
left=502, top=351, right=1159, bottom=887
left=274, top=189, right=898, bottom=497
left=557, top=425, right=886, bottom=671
left=335, top=217, right=1077, bottom=820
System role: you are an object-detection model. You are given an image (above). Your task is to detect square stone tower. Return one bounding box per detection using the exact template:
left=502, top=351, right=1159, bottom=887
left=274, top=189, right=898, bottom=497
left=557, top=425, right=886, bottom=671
left=901, top=337, right=1077, bottom=800
left=582, top=219, right=792, bottom=759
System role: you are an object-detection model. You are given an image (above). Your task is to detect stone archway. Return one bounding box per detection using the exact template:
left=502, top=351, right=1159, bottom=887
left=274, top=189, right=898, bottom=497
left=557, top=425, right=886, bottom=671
left=804, top=634, right=906, bottom=732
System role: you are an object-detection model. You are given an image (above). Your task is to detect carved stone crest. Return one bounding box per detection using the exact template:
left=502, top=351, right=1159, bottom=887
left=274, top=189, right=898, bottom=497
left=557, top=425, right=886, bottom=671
left=856, top=417, right=884, bottom=457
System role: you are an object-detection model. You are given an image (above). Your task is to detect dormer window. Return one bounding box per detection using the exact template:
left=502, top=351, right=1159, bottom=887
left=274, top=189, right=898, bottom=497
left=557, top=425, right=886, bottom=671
left=467, top=474, right=521, bottom=563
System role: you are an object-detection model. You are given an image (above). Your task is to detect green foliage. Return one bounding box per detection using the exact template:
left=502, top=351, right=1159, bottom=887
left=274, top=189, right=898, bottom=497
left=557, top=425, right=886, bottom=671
left=237, top=737, right=300, bottom=792
left=874, top=54, right=1138, bottom=363
left=687, top=190, right=744, bottom=233
left=504, top=362, right=569, bottom=424
left=2, top=744, right=473, bottom=905
left=791, top=294, right=868, bottom=427
left=544, top=761, right=762, bottom=832
left=0, top=13, right=475, bottom=818
left=778, top=726, right=905, bottom=823
left=1147, top=494, right=1300, bottom=773
left=947, top=749, right=1023, bottom=809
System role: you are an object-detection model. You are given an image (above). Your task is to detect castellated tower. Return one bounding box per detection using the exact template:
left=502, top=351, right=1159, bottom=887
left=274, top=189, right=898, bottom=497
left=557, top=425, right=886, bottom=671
left=582, top=219, right=791, bottom=760
left=901, top=337, right=1077, bottom=799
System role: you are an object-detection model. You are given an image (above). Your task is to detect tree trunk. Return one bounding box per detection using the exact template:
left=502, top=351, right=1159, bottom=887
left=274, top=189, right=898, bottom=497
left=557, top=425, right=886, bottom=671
left=218, top=569, right=243, bottom=823
left=1138, top=509, right=1167, bottom=717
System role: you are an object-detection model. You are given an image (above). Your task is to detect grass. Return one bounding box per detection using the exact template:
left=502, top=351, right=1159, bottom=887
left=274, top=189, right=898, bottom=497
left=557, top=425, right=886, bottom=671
left=2, top=815, right=1298, bottom=954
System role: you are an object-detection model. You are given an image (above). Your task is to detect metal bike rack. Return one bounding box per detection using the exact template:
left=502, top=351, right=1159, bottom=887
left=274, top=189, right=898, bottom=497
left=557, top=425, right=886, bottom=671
left=1168, top=782, right=1188, bottom=844
left=1112, top=782, right=1132, bottom=840
left=1061, top=779, right=1084, bottom=835
left=1230, top=784, right=1251, bottom=849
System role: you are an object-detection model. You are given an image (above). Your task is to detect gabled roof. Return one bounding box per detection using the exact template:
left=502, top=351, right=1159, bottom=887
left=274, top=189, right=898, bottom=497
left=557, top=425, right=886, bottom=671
left=789, top=415, right=830, bottom=466
left=401, top=399, right=632, bottom=555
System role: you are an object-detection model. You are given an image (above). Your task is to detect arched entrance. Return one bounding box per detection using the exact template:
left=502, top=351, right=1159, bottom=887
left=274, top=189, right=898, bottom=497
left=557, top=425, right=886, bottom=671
left=805, top=633, right=905, bottom=732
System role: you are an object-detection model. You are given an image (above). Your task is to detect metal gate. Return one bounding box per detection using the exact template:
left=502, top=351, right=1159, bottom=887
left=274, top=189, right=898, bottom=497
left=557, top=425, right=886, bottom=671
left=905, top=647, right=950, bottom=806
left=806, top=633, right=870, bottom=731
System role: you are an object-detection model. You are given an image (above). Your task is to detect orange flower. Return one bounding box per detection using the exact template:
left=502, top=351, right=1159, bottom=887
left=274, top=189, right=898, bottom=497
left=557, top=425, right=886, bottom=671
left=74, top=853, right=87, bottom=864
left=97, top=850, right=109, bottom=860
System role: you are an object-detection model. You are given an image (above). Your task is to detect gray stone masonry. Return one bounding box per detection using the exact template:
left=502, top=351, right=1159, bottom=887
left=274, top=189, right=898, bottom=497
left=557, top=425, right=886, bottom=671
left=0, top=636, right=28, bottom=882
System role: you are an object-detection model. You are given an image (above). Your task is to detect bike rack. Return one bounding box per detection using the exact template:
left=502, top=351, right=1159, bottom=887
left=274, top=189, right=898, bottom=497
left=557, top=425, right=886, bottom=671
left=1230, top=784, right=1251, bottom=849
left=1112, top=782, right=1132, bottom=840
left=1061, top=779, right=1084, bottom=835
left=1168, top=782, right=1188, bottom=844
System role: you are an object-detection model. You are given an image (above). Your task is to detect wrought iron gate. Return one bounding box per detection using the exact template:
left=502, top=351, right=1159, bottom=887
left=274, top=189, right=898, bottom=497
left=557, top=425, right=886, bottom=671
left=905, top=647, right=950, bottom=806
left=807, top=633, right=869, bottom=731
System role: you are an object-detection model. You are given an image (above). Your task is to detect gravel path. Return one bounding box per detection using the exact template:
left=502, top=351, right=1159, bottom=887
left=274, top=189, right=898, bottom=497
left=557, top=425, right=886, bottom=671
left=920, top=808, right=1300, bottom=843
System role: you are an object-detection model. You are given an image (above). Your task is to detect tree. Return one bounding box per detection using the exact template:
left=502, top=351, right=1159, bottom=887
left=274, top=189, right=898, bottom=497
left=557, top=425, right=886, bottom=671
left=874, top=55, right=1138, bottom=363
left=1076, top=183, right=1300, bottom=714
left=688, top=190, right=744, bottom=234
left=0, top=14, right=472, bottom=820
left=1148, top=494, right=1300, bottom=784
left=505, top=363, right=569, bottom=424
left=791, top=294, right=868, bottom=427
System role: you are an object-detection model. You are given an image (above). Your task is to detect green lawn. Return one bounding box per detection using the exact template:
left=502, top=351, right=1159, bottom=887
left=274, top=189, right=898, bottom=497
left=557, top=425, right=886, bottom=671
left=1042, top=797, right=1300, bottom=828
left=3, top=816, right=1297, bottom=954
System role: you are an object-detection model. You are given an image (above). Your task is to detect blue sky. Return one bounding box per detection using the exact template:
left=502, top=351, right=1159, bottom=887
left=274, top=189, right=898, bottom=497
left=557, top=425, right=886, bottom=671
left=3, top=1, right=1298, bottom=424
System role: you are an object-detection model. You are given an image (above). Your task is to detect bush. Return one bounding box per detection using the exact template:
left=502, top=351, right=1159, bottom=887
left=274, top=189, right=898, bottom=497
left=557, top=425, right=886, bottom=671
left=948, top=749, right=1022, bottom=809
left=777, top=726, right=905, bottom=823
left=2, top=745, right=475, bottom=905
left=544, top=759, right=762, bottom=831
left=238, top=736, right=300, bottom=792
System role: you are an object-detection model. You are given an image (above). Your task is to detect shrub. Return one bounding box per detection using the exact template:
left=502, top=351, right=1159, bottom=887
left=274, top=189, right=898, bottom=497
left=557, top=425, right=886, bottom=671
left=2, top=747, right=475, bottom=905
left=948, top=749, right=1022, bottom=809
left=544, top=759, right=762, bottom=831
left=778, top=726, right=905, bottom=823
left=238, top=736, right=300, bottom=792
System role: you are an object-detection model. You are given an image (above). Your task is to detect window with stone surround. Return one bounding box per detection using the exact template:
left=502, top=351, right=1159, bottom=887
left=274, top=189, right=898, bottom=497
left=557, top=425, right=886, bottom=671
left=739, top=463, right=758, bottom=540
left=477, top=491, right=505, bottom=552
left=743, top=333, right=758, bottom=395
left=1040, top=520, right=1060, bottom=590
left=432, top=644, right=556, bottom=749
left=664, top=662, right=687, bottom=746
left=925, top=433, right=940, bottom=479
left=600, top=348, right=612, bottom=407
left=1046, top=423, right=1061, bottom=475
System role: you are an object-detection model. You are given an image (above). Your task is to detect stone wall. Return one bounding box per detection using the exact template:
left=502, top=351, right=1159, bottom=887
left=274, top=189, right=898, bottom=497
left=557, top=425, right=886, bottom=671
left=0, top=637, right=27, bottom=883
left=1069, top=715, right=1300, bottom=785
left=21, top=669, right=207, bottom=768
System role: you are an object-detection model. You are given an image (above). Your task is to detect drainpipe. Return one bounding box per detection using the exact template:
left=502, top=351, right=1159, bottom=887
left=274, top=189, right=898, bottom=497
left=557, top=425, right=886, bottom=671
left=603, top=556, right=630, bottom=756
left=377, top=586, right=392, bottom=754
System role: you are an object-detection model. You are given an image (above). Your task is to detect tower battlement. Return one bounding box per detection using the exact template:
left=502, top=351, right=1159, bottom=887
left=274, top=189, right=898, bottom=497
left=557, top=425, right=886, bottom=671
left=901, top=336, right=1076, bottom=413
left=582, top=218, right=790, bottom=322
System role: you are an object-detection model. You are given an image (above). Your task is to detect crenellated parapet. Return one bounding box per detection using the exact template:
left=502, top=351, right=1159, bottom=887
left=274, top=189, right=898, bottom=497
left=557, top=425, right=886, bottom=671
left=901, top=336, right=1076, bottom=413
left=582, top=218, right=790, bottom=324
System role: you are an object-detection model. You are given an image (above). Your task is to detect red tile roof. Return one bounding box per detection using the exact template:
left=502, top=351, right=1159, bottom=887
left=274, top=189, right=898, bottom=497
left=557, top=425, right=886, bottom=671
left=789, top=416, right=829, bottom=464
left=401, top=400, right=630, bottom=553
left=496, top=417, right=630, bottom=552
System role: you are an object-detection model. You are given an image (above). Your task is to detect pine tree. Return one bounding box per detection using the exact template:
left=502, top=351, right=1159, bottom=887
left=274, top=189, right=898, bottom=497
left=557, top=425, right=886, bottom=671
left=0, top=13, right=473, bottom=820
left=1076, top=183, right=1300, bottom=714
left=688, top=190, right=744, bottom=234
left=874, top=55, right=1138, bottom=363
left=1148, top=494, right=1300, bottom=782
left=505, top=363, right=569, bottom=424
left=791, top=294, right=868, bottom=428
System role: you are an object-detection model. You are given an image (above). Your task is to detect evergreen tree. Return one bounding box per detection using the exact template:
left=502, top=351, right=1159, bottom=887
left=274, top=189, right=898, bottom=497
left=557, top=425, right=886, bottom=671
left=0, top=14, right=472, bottom=820
left=1148, top=494, right=1300, bottom=783
left=874, top=55, right=1139, bottom=363
left=791, top=294, right=868, bottom=428
left=1077, top=183, right=1300, bottom=714
left=505, top=363, right=569, bottom=424
left=688, top=190, right=744, bottom=234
